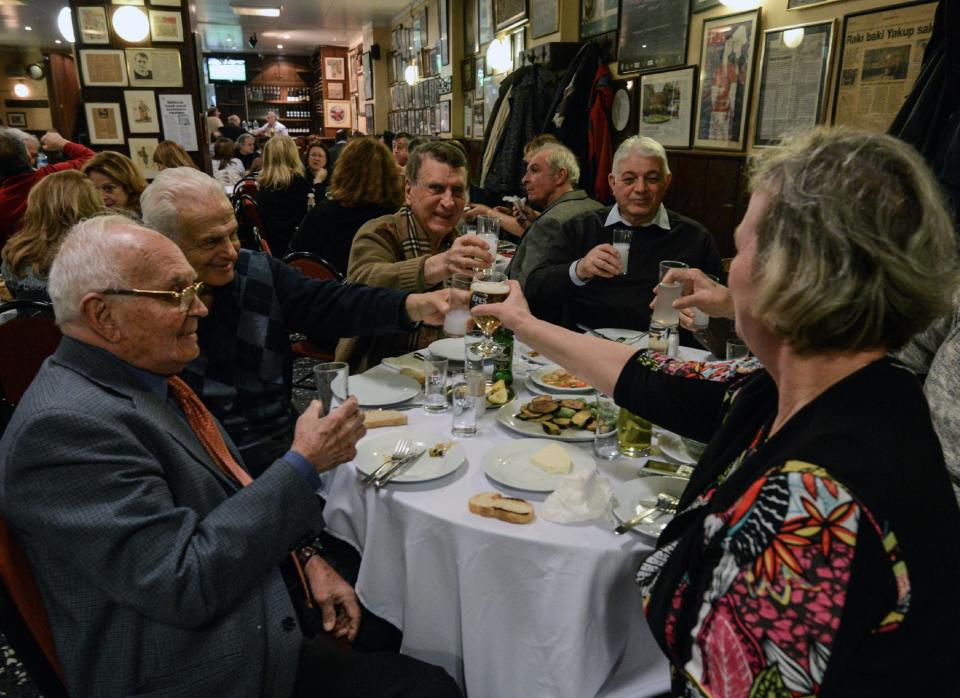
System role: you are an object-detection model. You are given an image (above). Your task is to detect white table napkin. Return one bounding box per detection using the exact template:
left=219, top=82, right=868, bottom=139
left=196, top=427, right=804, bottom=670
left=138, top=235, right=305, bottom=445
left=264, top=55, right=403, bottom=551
left=541, top=469, right=614, bottom=524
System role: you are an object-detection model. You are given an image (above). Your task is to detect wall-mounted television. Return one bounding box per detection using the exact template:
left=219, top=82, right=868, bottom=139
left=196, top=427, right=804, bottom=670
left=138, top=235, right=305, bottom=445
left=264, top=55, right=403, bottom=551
left=208, top=57, right=246, bottom=82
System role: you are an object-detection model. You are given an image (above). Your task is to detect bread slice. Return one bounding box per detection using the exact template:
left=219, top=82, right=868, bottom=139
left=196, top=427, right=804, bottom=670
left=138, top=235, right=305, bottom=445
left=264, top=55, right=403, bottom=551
left=399, top=367, right=425, bottom=386
left=468, top=492, right=535, bottom=525
left=363, top=410, right=408, bottom=429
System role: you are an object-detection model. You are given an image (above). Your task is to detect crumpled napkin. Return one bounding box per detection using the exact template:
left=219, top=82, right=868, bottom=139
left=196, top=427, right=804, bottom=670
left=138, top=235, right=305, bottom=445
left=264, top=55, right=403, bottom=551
left=541, top=470, right=614, bottom=524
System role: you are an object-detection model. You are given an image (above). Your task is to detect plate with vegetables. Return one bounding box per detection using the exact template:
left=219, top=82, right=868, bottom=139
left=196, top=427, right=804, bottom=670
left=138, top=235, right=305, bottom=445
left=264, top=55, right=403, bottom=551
left=496, top=395, right=615, bottom=442
left=529, top=367, right=594, bottom=394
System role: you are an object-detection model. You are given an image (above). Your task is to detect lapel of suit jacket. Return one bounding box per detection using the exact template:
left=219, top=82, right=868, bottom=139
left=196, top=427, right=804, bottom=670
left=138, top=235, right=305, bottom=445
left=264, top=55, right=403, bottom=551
left=52, top=338, right=241, bottom=493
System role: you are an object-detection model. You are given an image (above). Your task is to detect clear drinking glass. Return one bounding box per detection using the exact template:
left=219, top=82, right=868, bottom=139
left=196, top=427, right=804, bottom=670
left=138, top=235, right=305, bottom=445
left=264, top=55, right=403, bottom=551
left=617, top=407, right=653, bottom=458
left=443, top=273, right=474, bottom=338
left=594, top=395, right=620, bottom=460
left=451, top=372, right=484, bottom=437
left=612, top=228, right=632, bottom=275
left=423, top=357, right=449, bottom=413
left=652, top=260, right=688, bottom=327
left=464, top=328, right=485, bottom=371
left=313, top=362, right=349, bottom=417
left=726, top=340, right=749, bottom=360
left=475, top=215, right=500, bottom=270
left=469, top=270, right=510, bottom=357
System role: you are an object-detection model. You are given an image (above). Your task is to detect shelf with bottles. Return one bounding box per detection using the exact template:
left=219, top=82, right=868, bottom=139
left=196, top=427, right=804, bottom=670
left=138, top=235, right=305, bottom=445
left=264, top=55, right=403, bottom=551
left=246, top=85, right=313, bottom=103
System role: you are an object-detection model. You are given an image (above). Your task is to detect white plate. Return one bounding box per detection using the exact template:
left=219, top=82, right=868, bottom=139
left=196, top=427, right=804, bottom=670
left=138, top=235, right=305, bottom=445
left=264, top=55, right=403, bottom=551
left=517, top=341, right=551, bottom=365
left=354, top=428, right=466, bottom=483
left=611, top=476, right=689, bottom=537
left=657, top=431, right=707, bottom=465
left=481, top=438, right=596, bottom=492
left=427, top=337, right=465, bottom=362
left=381, top=353, right=424, bottom=372
left=496, top=395, right=602, bottom=443
left=595, top=327, right=647, bottom=343
left=350, top=373, right=421, bottom=407
left=529, top=366, right=594, bottom=394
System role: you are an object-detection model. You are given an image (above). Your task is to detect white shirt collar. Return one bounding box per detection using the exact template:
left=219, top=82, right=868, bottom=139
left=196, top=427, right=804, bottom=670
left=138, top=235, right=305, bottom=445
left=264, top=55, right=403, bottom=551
left=604, top=203, right=670, bottom=231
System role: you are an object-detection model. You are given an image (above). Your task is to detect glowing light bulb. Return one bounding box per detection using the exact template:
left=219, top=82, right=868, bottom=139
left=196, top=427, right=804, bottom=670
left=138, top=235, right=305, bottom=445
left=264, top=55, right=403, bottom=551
left=13, top=82, right=29, bottom=97
left=404, top=63, right=418, bottom=86
left=57, top=7, right=75, bottom=43
left=112, top=6, right=149, bottom=42
left=782, top=28, right=805, bottom=49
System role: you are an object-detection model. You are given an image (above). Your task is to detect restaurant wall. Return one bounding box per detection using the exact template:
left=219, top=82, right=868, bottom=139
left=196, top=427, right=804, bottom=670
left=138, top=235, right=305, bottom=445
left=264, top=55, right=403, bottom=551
left=0, top=49, right=53, bottom=133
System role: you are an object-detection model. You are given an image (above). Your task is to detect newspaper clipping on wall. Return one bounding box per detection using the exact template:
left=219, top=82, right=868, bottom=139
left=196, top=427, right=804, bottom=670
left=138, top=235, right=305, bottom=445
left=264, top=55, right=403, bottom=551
left=834, top=2, right=936, bottom=132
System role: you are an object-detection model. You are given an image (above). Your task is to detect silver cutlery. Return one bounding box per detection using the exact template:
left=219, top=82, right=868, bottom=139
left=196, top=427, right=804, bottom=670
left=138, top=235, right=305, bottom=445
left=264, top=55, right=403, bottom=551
left=360, top=439, right=410, bottom=486
left=374, top=448, right=425, bottom=488
left=614, top=493, right=679, bottom=535
left=575, top=323, right=603, bottom=338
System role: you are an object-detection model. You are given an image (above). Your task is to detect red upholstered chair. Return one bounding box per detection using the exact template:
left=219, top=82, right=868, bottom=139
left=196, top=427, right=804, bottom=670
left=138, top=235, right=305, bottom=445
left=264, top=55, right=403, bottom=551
left=281, top=252, right=344, bottom=373
left=234, top=195, right=273, bottom=255
left=0, top=300, right=61, bottom=408
left=232, top=175, right=258, bottom=200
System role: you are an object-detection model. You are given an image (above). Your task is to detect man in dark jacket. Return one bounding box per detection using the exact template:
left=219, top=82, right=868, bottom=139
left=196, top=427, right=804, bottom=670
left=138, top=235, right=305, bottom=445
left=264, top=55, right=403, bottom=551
left=327, top=129, right=350, bottom=175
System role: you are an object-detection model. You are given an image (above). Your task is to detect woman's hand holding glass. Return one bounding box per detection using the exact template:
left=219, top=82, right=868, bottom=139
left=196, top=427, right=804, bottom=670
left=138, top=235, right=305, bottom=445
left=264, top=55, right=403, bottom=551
left=654, top=268, right=735, bottom=331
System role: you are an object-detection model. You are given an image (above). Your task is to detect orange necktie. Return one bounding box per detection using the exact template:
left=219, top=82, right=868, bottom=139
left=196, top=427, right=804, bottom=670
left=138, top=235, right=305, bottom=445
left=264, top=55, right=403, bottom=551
left=166, top=376, right=314, bottom=607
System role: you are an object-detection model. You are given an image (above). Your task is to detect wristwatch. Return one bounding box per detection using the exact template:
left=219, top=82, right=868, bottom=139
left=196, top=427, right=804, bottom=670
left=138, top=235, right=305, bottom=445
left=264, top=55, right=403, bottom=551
left=296, top=536, right=325, bottom=565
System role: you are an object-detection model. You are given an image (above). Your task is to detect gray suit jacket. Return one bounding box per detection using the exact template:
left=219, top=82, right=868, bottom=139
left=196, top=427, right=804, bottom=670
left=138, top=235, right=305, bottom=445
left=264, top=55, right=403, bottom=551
left=0, top=337, right=325, bottom=697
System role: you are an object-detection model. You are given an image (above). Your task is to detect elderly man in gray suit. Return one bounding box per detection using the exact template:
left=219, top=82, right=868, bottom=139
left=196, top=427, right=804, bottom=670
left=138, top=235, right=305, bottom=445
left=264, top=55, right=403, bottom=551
left=0, top=216, right=459, bottom=697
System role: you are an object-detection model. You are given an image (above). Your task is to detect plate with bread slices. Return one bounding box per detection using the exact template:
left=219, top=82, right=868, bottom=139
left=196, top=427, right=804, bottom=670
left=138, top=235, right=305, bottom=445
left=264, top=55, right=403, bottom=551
left=481, top=438, right=595, bottom=492
left=354, top=428, right=466, bottom=484
left=497, top=395, right=614, bottom=442
left=468, top=492, right=535, bottom=524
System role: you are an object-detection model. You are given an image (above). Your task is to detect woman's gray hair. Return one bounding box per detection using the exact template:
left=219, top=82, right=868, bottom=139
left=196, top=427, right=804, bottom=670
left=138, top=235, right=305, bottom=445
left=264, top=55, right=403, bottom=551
left=749, top=126, right=959, bottom=353
left=141, top=167, right=228, bottom=241
left=530, top=143, right=581, bottom=186
left=48, top=215, right=135, bottom=326
left=612, top=136, right=671, bottom=177
left=236, top=133, right=254, bottom=147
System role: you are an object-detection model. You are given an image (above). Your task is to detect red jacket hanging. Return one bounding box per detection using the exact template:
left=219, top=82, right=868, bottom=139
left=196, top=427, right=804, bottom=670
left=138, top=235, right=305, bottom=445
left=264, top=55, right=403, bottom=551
left=587, top=64, right=614, bottom=205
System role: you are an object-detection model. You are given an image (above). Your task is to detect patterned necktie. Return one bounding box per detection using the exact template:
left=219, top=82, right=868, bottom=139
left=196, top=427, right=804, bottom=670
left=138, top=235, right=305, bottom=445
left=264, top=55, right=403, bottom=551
left=166, top=376, right=313, bottom=607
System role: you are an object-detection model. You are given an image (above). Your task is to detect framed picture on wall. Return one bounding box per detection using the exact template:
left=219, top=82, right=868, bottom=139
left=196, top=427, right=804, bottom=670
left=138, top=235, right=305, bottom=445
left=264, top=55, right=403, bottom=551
left=125, top=48, right=182, bottom=87
left=788, top=0, right=844, bottom=9
left=530, top=0, right=558, bottom=39
left=348, top=53, right=358, bottom=93
left=638, top=66, right=696, bottom=148
left=363, top=52, right=374, bottom=100
left=123, top=90, right=159, bottom=133
left=324, top=99, right=352, bottom=128
left=80, top=49, right=128, bottom=86
left=150, top=0, right=182, bottom=6
left=478, top=0, right=494, bottom=45
left=149, top=10, right=183, bottom=42
left=464, top=0, right=479, bottom=55
left=128, top=137, right=160, bottom=179
left=754, top=21, right=835, bottom=147
left=327, top=82, right=344, bottom=99
left=324, top=57, right=345, bottom=81
left=85, top=102, right=124, bottom=144
left=495, top=0, right=526, bottom=32
left=512, top=27, right=525, bottom=67
left=77, top=6, right=109, bottom=44
left=438, top=0, right=449, bottom=65
left=617, top=0, right=690, bottom=74
left=692, top=0, right=721, bottom=12
left=693, top=8, right=761, bottom=150
left=580, top=0, right=618, bottom=40
left=7, top=112, right=26, bottom=127
left=440, top=100, right=451, bottom=132
left=461, top=56, right=476, bottom=91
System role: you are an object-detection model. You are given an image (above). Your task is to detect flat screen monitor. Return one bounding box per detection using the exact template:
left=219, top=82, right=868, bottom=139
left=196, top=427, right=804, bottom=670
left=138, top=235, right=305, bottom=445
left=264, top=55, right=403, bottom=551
left=208, top=57, right=246, bottom=82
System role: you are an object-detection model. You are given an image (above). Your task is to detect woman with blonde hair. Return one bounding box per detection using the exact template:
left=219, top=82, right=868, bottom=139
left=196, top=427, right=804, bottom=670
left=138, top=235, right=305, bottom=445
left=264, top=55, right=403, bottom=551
left=152, top=140, right=198, bottom=170
left=82, top=150, right=146, bottom=219
left=255, top=134, right=311, bottom=255
left=289, top=137, right=403, bottom=275
left=211, top=136, right=245, bottom=187
left=1, top=170, right=104, bottom=299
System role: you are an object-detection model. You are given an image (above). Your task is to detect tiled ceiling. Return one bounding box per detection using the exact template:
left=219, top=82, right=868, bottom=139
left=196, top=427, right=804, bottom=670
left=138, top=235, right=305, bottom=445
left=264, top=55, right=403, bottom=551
left=0, top=0, right=409, bottom=54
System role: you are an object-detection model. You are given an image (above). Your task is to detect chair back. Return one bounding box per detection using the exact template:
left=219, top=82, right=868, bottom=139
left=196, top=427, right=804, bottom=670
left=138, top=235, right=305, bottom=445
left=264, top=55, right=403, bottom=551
left=0, top=301, right=61, bottom=406
left=235, top=195, right=273, bottom=255
left=232, top=175, right=258, bottom=200
left=282, top=251, right=345, bottom=284
left=0, top=518, right=66, bottom=696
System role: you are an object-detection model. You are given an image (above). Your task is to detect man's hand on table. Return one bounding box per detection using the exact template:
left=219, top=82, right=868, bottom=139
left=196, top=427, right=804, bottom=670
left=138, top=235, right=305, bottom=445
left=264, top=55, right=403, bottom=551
left=304, top=555, right=361, bottom=641
left=405, top=288, right=449, bottom=326
left=576, top=244, right=623, bottom=281
left=292, top=397, right=366, bottom=473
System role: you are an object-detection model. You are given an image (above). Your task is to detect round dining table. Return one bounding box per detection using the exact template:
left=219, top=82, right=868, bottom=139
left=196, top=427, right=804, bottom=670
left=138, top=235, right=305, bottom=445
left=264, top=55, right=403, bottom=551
left=320, top=344, right=709, bottom=697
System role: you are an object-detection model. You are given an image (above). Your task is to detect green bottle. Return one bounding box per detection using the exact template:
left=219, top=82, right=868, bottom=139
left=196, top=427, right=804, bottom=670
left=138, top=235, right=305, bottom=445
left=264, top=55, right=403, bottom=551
left=492, top=327, right=514, bottom=387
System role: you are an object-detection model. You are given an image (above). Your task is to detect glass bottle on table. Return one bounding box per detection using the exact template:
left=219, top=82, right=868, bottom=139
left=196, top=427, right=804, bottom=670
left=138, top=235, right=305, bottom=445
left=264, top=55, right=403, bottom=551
left=492, top=327, right=514, bottom=387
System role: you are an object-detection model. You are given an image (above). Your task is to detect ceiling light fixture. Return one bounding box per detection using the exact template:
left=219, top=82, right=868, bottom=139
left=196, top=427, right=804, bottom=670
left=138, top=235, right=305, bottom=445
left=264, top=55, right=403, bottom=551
left=13, top=81, right=29, bottom=98
left=25, top=25, right=32, bottom=31
left=57, top=7, right=75, bottom=43
left=232, top=6, right=281, bottom=17
left=112, top=5, right=149, bottom=42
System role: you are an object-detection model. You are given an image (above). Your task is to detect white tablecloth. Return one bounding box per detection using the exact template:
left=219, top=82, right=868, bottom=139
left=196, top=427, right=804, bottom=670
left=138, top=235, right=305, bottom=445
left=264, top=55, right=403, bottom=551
left=321, top=359, right=686, bottom=697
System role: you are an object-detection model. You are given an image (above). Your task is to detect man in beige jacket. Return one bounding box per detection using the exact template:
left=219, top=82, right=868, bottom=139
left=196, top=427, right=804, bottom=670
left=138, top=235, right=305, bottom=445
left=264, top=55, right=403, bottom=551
left=337, top=141, right=492, bottom=372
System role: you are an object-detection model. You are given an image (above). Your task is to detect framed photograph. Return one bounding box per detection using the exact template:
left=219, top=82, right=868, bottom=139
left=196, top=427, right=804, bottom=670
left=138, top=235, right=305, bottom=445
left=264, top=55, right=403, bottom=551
left=461, top=56, right=476, bottom=91
left=580, top=0, right=618, bottom=40
left=324, top=57, right=345, bottom=81
left=618, top=0, right=690, bottom=74
left=693, top=8, right=761, bottom=150
left=754, top=21, right=835, bottom=147
left=150, top=0, right=182, bottom=6
left=149, top=10, right=183, bottom=42
left=463, top=98, right=473, bottom=137
left=472, top=101, right=485, bottom=135
left=476, top=57, right=486, bottom=99
left=348, top=54, right=358, bottom=94
left=85, top=102, right=124, bottom=144
left=479, top=0, right=494, bottom=45
left=128, top=137, right=160, bottom=179
left=530, top=0, right=559, bottom=39
left=832, top=1, right=937, bottom=132
left=362, top=52, right=374, bottom=100
left=412, top=8, right=425, bottom=52
left=80, top=49, right=128, bottom=87
left=464, top=0, right=479, bottom=55
left=495, top=0, right=526, bottom=32
left=7, top=112, right=26, bottom=127
left=77, top=6, right=109, bottom=44
left=439, top=0, right=449, bottom=65
left=324, top=99, right=352, bottom=128
left=327, top=82, right=344, bottom=99
left=692, top=0, right=721, bottom=12
left=125, top=48, right=182, bottom=87
left=112, top=0, right=144, bottom=5
left=364, top=103, right=375, bottom=133
left=123, top=90, right=159, bottom=134
left=788, top=0, right=844, bottom=9
left=440, top=100, right=451, bottom=132
left=638, top=66, right=696, bottom=148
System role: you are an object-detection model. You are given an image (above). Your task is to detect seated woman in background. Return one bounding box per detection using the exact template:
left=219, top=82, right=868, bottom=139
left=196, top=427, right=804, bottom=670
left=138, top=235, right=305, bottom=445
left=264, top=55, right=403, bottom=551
left=82, top=151, right=146, bottom=220
left=1, top=170, right=104, bottom=300
left=152, top=140, right=198, bottom=170
left=475, top=127, right=960, bottom=696
left=303, top=141, right=329, bottom=199
left=255, top=134, right=312, bottom=256
left=289, top=137, right=403, bottom=276
left=211, top=136, right=245, bottom=187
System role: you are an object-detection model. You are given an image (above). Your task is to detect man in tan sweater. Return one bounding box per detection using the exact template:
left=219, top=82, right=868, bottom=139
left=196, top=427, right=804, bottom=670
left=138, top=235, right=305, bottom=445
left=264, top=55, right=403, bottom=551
left=337, top=141, right=492, bottom=372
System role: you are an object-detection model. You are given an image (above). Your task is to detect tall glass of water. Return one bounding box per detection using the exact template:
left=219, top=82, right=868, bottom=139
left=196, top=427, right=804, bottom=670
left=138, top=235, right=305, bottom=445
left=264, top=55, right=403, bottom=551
left=475, top=215, right=500, bottom=271
left=651, top=260, right=688, bottom=327
left=443, top=273, right=474, bottom=338
left=594, top=395, right=620, bottom=460
left=469, top=270, right=510, bottom=357
left=313, top=362, right=349, bottom=417
left=612, top=228, right=632, bottom=275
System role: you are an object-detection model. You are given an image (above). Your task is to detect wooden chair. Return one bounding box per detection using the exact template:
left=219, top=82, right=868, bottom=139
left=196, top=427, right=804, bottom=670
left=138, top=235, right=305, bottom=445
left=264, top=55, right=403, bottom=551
left=281, top=252, right=344, bottom=373
left=0, top=300, right=61, bottom=408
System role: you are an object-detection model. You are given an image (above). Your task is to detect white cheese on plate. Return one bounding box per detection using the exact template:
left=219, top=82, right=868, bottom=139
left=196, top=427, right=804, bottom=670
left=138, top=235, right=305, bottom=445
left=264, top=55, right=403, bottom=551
left=529, top=443, right=572, bottom=475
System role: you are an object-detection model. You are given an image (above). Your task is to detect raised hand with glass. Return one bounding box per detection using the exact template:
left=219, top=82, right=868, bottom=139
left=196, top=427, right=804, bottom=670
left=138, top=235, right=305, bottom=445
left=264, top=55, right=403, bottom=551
left=469, top=270, right=510, bottom=357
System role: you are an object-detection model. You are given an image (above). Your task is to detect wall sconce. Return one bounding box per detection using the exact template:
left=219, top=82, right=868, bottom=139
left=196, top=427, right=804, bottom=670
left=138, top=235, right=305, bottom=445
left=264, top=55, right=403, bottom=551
left=113, top=6, right=149, bottom=42
left=486, top=37, right=512, bottom=73
left=57, top=7, right=75, bottom=43
left=13, top=80, right=29, bottom=98
left=404, top=61, right=418, bottom=86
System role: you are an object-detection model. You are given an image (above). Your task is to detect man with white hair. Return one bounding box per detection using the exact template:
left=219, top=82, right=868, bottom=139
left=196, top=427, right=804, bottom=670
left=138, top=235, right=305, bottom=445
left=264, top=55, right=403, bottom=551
left=253, top=110, right=288, bottom=137
left=0, top=215, right=460, bottom=697
left=524, top=135, right=723, bottom=330
left=507, top=142, right=603, bottom=286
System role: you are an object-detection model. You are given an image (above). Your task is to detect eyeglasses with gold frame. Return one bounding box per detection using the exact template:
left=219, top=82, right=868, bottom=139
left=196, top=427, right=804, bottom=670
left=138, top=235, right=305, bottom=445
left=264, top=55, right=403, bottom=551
left=100, top=281, right=205, bottom=312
